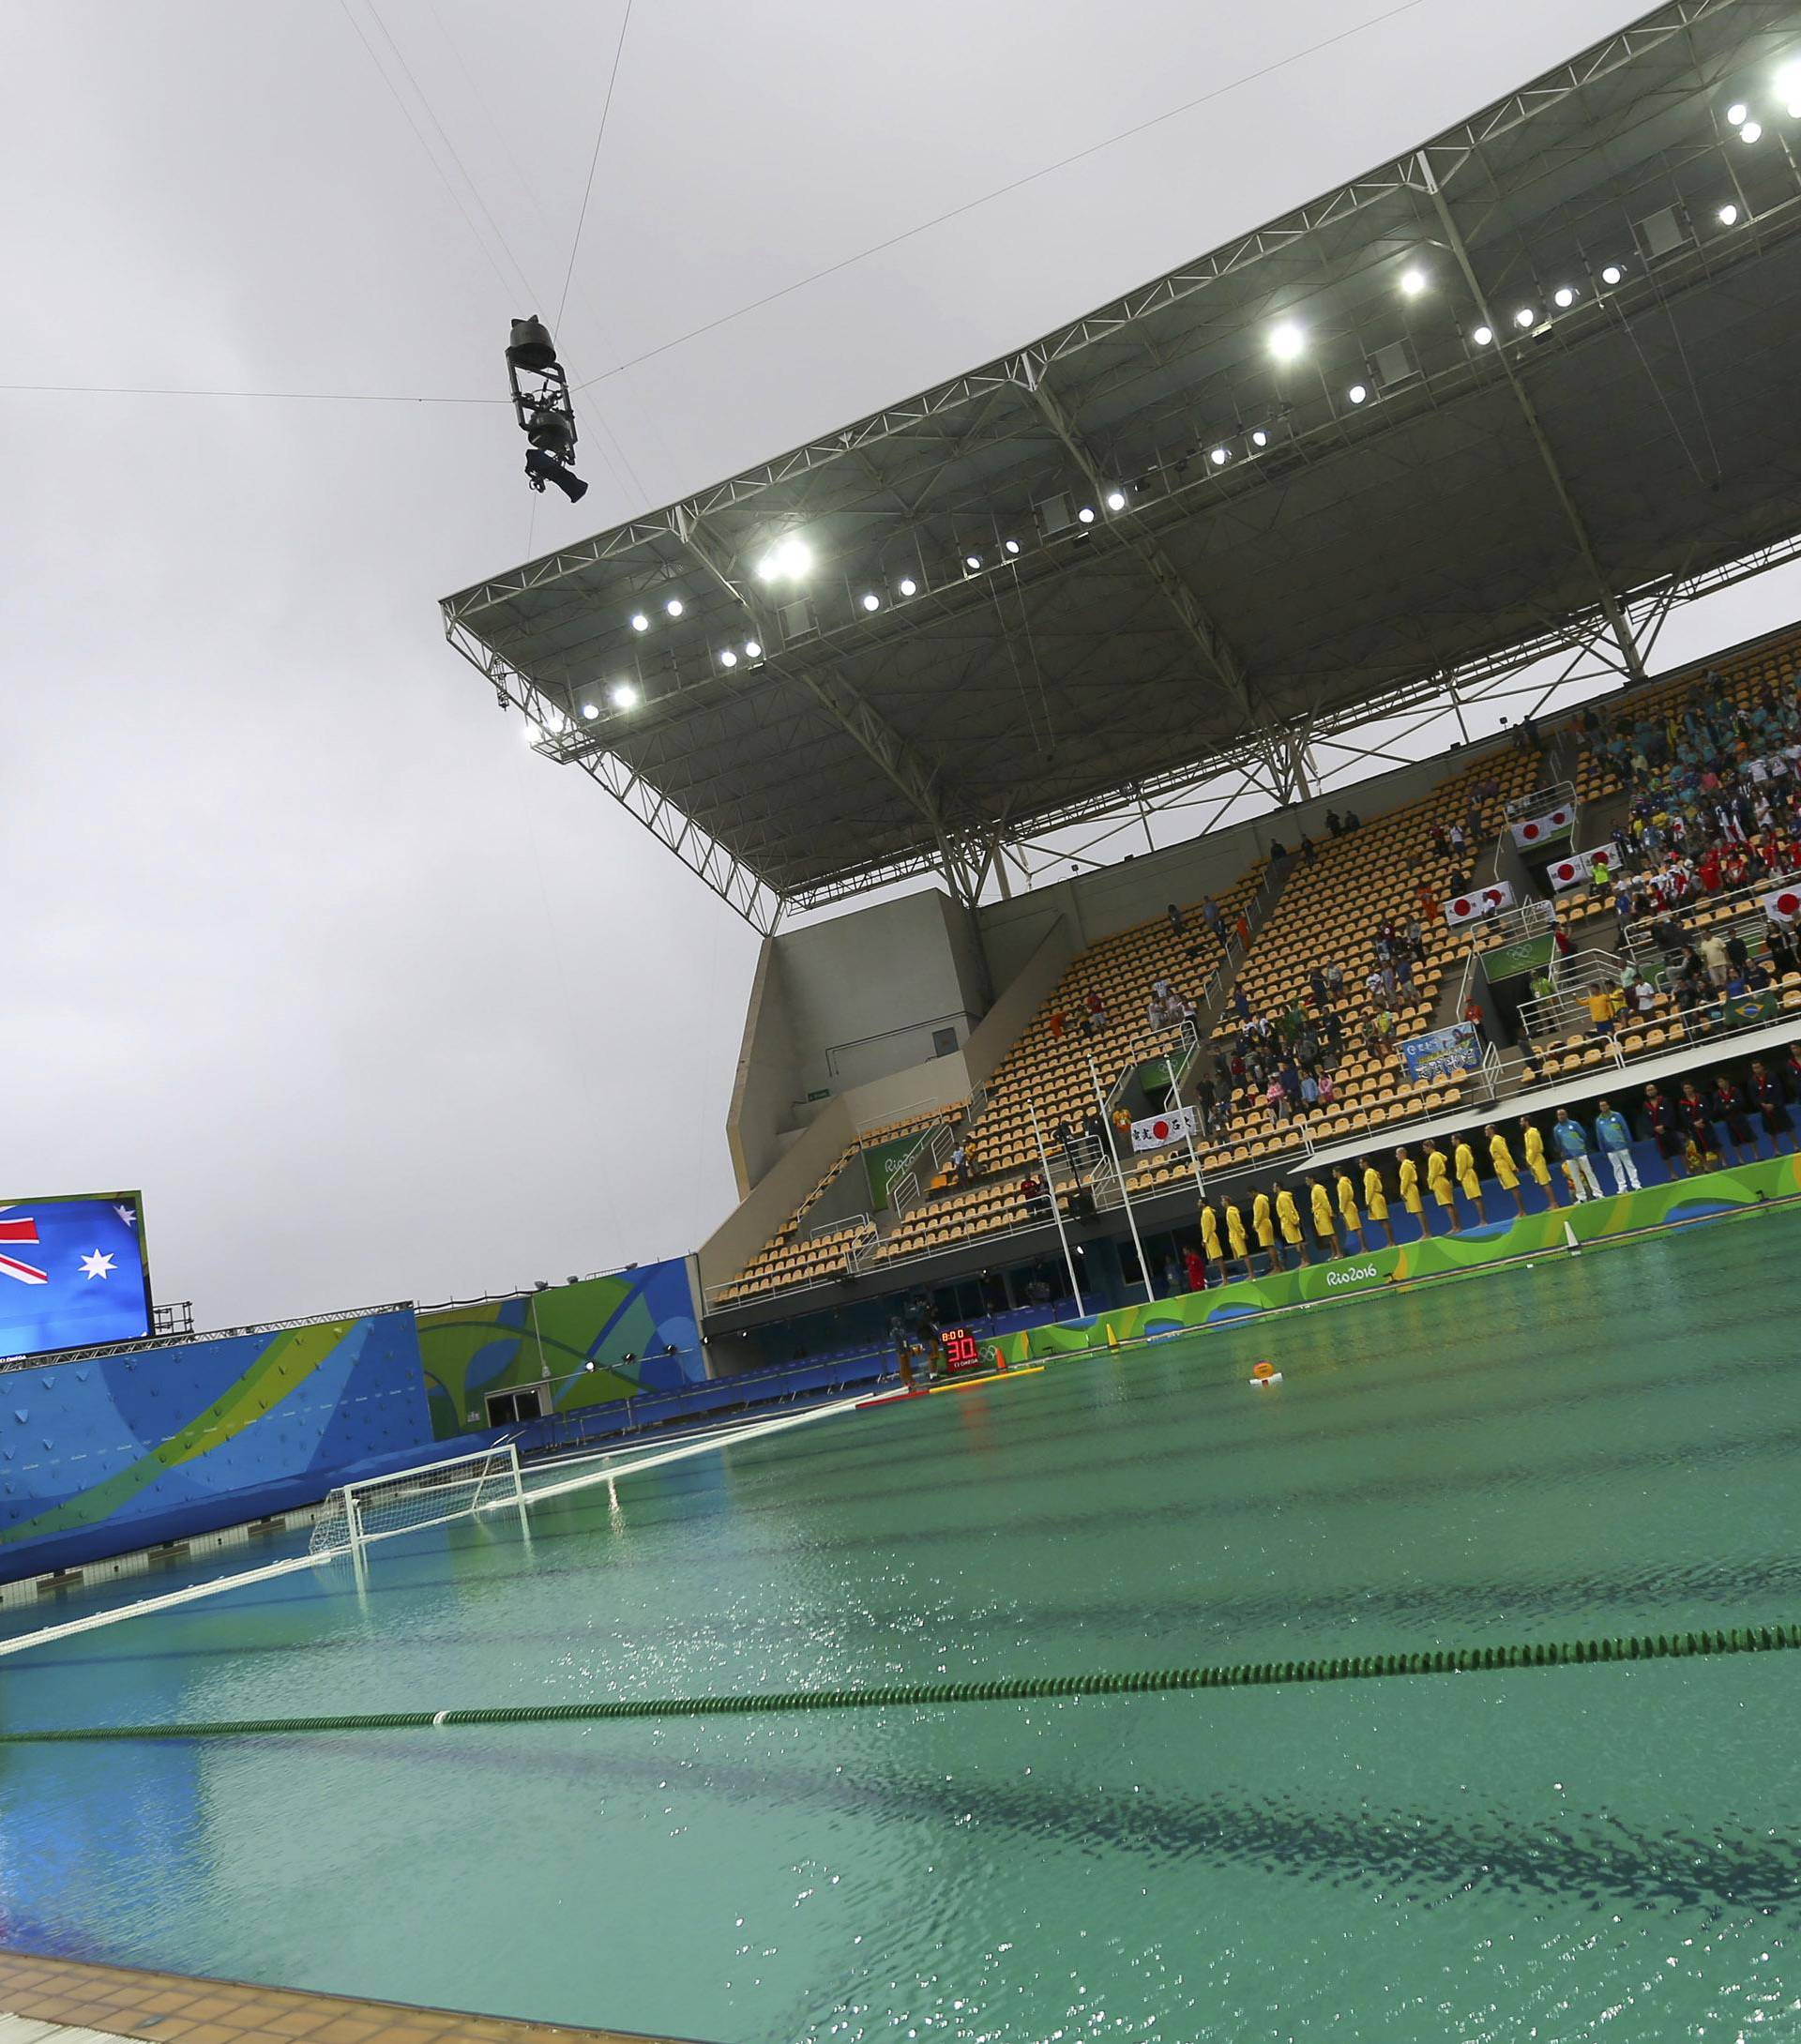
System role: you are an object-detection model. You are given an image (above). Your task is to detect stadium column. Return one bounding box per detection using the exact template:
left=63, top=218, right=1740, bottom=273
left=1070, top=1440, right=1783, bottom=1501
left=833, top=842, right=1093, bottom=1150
left=1417, top=153, right=1647, bottom=687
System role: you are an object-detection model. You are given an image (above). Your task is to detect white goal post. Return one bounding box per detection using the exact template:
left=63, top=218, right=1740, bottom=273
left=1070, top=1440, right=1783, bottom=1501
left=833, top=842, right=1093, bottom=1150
left=308, top=1442, right=524, bottom=1559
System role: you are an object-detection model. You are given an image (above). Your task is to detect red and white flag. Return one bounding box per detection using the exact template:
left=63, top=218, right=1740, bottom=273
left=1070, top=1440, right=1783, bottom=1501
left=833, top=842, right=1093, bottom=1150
left=1445, top=882, right=1515, bottom=926
left=1130, top=1106, right=1198, bottom=1153
left=1763, top=884, right=1801, bottom=925
left=1510, top=804, right=1574, bottom=847
left=1548, top=849, right=1597, bottom=891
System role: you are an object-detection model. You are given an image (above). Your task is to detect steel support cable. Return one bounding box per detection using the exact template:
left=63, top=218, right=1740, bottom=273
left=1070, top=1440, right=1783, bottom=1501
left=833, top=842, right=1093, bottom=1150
left=8, top=1623, right=1798, bottom=1744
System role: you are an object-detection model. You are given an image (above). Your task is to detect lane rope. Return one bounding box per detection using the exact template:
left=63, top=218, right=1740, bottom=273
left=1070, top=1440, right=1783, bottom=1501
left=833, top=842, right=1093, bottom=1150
left=6, top=1622, right=1797, bottom=1743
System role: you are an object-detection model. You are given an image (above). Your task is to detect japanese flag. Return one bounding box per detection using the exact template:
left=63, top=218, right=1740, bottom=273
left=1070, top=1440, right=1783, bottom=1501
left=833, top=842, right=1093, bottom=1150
left=1548, top=850, right=1596, bottom=891
left=1511, top=804, right=1574, bottom=847
left=1445, top=881, right=1515, bottom=926
left=1763, top=885, right=1801, bottom=925
left=1131, top=1106, right=1198, bottom=1152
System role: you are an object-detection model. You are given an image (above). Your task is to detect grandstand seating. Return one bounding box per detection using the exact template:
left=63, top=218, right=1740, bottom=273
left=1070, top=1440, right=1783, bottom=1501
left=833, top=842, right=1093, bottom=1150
left=1572, top=627, right=1801, bottom=810
left=712, top=1105, right=960, bottom=1305
left=961, top=864, right=1269, bottom=1179
left=1191, top=750, right=1548, bottom=1157
left=710, top=627, right=1801, bottom=1312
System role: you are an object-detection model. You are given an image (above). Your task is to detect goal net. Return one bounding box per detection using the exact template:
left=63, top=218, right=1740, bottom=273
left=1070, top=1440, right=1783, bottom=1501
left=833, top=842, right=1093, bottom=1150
left=308, top=1442, right=524, bottom=1559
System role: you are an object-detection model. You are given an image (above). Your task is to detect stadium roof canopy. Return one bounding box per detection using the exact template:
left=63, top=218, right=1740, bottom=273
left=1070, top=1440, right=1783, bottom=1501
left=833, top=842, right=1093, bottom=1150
left=445, top=0, right=1801, bottom=932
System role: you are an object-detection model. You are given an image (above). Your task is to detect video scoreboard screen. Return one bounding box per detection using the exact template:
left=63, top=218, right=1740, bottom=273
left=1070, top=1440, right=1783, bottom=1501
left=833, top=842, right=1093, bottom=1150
left=0, top=1192, right=153, bottom=1362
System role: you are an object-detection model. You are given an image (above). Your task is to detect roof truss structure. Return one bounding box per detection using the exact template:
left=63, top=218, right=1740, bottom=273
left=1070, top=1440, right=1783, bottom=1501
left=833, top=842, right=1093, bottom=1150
left=444, top=0, right=1801, bottom=931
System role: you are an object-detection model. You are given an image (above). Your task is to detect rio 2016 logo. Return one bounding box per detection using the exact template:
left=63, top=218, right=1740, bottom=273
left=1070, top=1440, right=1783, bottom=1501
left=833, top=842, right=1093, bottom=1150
left=1324, top=1264, right=1380, bottom=1288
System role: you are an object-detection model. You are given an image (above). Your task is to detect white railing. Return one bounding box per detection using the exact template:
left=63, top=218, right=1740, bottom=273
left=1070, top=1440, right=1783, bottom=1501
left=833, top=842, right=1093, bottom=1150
left=1518, top=946, right=1624, bottom=1043
left=1503, top=778, right=1578, bottom=824
left=1103, top=1019, right=1201, bottom=1123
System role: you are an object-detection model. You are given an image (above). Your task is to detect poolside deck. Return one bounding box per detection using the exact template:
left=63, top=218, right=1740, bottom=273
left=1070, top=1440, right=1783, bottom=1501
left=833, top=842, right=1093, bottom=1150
left=0, top=1955, right=698, bottom=2044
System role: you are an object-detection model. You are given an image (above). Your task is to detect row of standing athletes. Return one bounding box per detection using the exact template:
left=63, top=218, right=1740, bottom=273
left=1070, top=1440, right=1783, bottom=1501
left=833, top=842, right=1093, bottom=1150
left=1189, top=1118, right=1685, bottom=1283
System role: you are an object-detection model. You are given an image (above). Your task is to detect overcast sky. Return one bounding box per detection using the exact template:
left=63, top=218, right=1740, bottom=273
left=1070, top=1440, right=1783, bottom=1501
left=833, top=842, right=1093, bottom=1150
left=8, top=0, right=1779, bottom=1327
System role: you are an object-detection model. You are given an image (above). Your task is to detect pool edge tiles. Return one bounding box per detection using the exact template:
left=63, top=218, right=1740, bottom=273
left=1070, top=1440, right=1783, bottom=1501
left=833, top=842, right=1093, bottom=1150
left=0, top=1950, right=705, bottom=2044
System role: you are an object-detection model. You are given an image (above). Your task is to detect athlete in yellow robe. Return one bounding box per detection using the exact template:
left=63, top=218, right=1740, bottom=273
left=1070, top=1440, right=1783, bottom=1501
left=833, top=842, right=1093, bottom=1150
left=1200, top=1202, right=1223, bottom=1269
left=1519, top=1117, right=1561, bottom=1207
left=1360, top=1158, right=1395, bottom=1246
left=1333, top=1168, right=1363, bottom=1250
left=1276, top=1185, right=1307, bottom=1264
left=1308, top=1174, right=1338, bottom=1252
left=1223, top=1200, right=1253, bottom=1281
left=1396, top=1147, right=1425, bottom=1233
left=1453, top=1137, right=1488, bottom=1223
left=1425, top=1143, right=1457, bottom=1229
left=1251, top=1189, right=1276, bottom=1266
left=1486, top=1124, right=1525, bottom=1216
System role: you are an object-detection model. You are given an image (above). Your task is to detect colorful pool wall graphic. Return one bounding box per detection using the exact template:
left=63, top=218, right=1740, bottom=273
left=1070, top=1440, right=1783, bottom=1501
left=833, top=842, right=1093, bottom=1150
left=0, top=1309, right=433, bottom=1583
left=417, top=1259, right=705, bottom=1439
left=0, top=1259, right=705, bottom=1585
left=991, top=1155, right=1801, bottom=1359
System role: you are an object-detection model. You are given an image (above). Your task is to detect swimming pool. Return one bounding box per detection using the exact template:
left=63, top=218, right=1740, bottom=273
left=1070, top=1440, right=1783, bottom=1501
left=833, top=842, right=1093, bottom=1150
left=4, top=1214, right=1799, bottom=2043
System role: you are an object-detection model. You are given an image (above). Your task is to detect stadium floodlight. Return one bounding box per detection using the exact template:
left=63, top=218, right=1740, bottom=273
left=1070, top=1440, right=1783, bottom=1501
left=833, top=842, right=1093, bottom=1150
left=1553, top=286, right=1576, bottom=309
left=1105, top=490, right=1127, bottom=511
left=964, top=553, right=981, bottom=569
left=1004, top=537, right=1022, bottom=553
left=1778, top=63, right=1801, bottom=100
left=1788, top=99, right=1801, bottom=120
left=861, top=592, right=880, bottom=611
left=1513, top=307, right=1537, bottom=328
left=630, top=612, right=649, bottom=631
left=1209, top=447, right=1230, bottom=465
left=665, top=597, right=684, bottom=616
left=1077, top=506, right=1096, bottom=523
left=1472, top=324, right=1494, bottom=345
left=1727, top=100, right=1748, bottom=125
left=581, top=702, right=598, bottom=719
left=757, top=535, right=813, bottom=583
left=744, top=639, right=762, bottom=658
left=1268, top=321, right=1304, bottom=360
left=523, top=719, right=541, bottom=744
left=1741, top=120, right=1763, bottom=143
left=1718, top=202, right=1740, bottom=224
left=898, top=577, right=917, bottom=596
left=1400, top=265, right=1426, bottom=296
left=1599, top=264, right=1624, bottom=286
left=1250, top=428, right=1268, bottom=448
left=1347, top=384, right=1368, bottom=404
left=610, top=680, right=639, bottom=708
left=719, top=647, right=738, bottom=667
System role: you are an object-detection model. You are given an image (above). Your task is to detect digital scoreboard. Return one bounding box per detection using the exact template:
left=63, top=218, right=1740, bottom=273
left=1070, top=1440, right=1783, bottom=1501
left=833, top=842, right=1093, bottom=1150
left=940, top=1326, right=983, bottom=1371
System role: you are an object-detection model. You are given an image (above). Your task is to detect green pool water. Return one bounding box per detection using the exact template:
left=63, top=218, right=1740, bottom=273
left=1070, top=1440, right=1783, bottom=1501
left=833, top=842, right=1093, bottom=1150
left=5, top=1215, right=1801, bottom=2043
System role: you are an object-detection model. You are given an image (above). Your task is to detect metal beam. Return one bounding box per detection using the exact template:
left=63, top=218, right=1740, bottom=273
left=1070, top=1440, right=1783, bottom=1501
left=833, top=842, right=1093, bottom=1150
left=670, top=506, right=973, bottom=857
left=1420, top=153, right=1648, bottom=685
left=1021, top=366, right=1260, bottom=719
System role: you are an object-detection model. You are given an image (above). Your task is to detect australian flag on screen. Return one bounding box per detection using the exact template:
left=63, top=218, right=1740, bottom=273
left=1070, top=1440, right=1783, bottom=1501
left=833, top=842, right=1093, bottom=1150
left=0, top=1197, right=152, bottom=1362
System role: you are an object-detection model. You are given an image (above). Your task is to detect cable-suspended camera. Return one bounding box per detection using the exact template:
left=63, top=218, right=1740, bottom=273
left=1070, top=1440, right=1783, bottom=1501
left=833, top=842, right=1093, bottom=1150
left=505, top=316, right=587, bottom=504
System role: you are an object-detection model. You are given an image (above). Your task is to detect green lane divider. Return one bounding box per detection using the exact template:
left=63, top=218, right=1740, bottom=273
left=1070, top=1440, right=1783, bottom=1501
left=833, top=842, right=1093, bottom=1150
left=5, top=1623, right=1799, bottom=1744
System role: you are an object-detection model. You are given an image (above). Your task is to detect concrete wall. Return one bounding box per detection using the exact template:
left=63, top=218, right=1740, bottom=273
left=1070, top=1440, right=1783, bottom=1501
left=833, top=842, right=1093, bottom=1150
left=727, top=888, right=991, bottom=1191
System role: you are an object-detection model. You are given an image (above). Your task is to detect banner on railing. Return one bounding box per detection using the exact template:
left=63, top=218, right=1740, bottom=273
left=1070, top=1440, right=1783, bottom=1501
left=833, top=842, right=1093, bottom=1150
left=1548, top=848, right=1600, bottom=891
left=1510, top=804, right=1575, bottom=847
left=1721, top=989, right=1781, bottom=1026
left=863, top=1132, right=925, bottom=1212
left=1763, top=883, right=1801, bottom=926
left=1445, top=882, right=1515, bottom=926
left=1130, top=1105, right=1198, bottom=1153
left=1398, top=1021, right=1484, bottom=1085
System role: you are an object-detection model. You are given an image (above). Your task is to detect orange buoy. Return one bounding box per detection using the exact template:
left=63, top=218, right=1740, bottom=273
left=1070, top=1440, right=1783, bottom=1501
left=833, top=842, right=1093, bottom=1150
left=1250, top=1360, right=1275, bottom=1380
